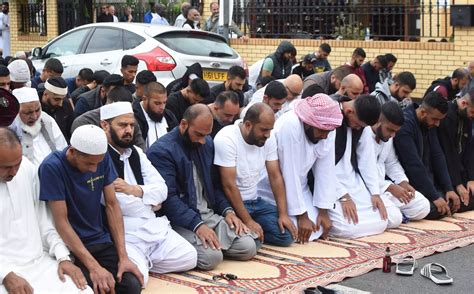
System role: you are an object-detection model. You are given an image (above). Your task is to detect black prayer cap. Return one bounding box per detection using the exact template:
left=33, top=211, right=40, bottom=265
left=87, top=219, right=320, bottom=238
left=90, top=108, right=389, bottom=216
left=103, top=74, right=124, bottom=87
left=92, top=70, right=110, bottom=85
left=136, top=70, right=157, bottom=85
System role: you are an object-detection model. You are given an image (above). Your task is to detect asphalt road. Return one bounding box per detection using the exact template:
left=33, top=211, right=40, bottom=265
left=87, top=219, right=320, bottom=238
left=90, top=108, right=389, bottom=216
left=339, top=244, right=474, bottom=294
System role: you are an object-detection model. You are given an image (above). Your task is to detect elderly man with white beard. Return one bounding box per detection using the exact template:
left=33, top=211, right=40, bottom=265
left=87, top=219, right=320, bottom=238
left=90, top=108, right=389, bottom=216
left=14, top=87, right=67, bottom=167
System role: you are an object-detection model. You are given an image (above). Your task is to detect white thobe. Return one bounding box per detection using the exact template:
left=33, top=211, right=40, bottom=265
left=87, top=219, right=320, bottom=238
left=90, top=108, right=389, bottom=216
left=372, top=135, right=430, bottom=222
left=140, top=102, right=168, bottom=149
left=112, top=146, right=196, bottom=286
left=0, top=157, right=91, bottom=293
left=329, top=126, right=399, bottom=239
left=0, top=12, right=10, bottom=56
left=257, top=111, right=341, bottom=241
left=240, top=79, right=301, bottom=120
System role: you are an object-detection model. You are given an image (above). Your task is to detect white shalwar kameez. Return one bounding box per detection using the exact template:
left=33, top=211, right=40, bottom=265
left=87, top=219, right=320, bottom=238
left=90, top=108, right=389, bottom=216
left=113, top=146, right=197, bottom=286
left=329, top=126, right=401, bottom=239
left=372, top=134, right=430, bottom=222
left=257, top=111, right=340, bottom=241
left=0, top=157, right=92, bottom=293
left=18, top=113, right=67, bottom=167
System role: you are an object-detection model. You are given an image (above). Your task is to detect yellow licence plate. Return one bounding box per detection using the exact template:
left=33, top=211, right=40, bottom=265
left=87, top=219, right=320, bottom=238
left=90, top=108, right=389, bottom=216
left=203, top=70, right=227, bottom=81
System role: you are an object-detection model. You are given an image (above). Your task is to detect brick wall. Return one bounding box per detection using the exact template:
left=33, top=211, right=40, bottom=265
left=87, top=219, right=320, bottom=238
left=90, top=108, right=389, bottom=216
left=230, top=38, right=465, bottom=98
left=9, top=1, right=58, bottom=54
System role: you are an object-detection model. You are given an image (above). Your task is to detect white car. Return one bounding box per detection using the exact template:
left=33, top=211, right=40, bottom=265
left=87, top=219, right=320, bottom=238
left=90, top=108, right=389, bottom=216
left=31, top=22, right=244, bottom=87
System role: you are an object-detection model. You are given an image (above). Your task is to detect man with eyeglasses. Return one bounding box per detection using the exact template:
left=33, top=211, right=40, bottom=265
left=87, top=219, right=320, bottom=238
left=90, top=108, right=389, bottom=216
left=241, top=74, right=303, bottom=120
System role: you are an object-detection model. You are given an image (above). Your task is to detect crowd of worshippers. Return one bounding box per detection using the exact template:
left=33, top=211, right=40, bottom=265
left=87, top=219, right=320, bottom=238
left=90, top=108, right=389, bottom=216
left=0, top=42, right=473, bottom=294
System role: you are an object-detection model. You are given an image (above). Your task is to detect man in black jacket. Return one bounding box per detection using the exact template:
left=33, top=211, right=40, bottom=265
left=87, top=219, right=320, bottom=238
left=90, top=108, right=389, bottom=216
left=133, top=82, right=178, bottom=149
left=209, top=65, right=246, bottom=106
left=424, top=68, right=469, bottom=101
left=437, top=90, right=474, bottom=211
left=394, top=92, right=460, bottom=219
left=257, top=41, right=296, bottom=84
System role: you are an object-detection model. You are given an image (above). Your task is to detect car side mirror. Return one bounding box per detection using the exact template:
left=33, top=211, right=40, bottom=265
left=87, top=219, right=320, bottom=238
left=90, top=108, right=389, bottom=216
left=31, top=47, right=42, bottom=58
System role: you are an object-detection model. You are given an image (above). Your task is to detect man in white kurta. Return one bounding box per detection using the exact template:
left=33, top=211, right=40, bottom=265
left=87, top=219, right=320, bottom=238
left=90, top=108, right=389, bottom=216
left=0, top=3, right=10, bottom=57
left=257, top=94, right=343, bottom=242
left=14, top=87, right=67, bottom=167
left=0, top=128, right=91, bottom=293
left=371, top=102, right=430, bottom=222
left=329, top=95, right=401, bottom=239
left=100, top=102, right=197, bottom=286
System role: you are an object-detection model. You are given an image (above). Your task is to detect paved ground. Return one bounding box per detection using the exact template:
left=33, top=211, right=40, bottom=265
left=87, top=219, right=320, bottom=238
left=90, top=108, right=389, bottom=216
left=339, top=244, right=474, bottom=294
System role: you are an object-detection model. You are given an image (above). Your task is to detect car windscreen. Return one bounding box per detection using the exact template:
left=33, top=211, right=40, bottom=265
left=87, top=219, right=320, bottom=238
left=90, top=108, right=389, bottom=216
left=155, top=31, right=237, bottom=58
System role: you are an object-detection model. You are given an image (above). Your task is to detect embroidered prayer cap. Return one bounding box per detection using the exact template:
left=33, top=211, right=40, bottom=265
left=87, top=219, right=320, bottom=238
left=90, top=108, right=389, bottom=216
left=100, top=102, right=133, bottom=120
left=45, top=77, right=68, bottom=96
left=70, top=124, right=108, bottom=155
left=0, top=88, right=20, bottom=127
left=7, top=59, right=31, bottom=83
left=12, top=87, right=39, bottom=104
left=294, top=93, right=343, bottom=131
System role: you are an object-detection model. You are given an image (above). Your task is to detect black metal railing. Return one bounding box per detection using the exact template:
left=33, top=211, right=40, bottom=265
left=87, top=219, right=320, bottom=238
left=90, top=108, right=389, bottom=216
left=232, top=0, right=451, bottom=41
left=93, top=1, right=204, bottom=26
left=18, top=3, right=47, bottom=36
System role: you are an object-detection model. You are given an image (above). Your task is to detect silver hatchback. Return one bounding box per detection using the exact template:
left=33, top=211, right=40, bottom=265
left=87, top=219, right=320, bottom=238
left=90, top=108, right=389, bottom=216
left=31, top=22, right=244, bottom=87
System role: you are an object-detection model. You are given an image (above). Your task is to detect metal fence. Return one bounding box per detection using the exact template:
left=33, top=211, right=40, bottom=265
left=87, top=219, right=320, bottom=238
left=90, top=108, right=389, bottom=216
left=233, top=0, right=452, bottom=41
left=18, top=3, right=47, bottom=36
left=93, top=1, right=203, bottom=25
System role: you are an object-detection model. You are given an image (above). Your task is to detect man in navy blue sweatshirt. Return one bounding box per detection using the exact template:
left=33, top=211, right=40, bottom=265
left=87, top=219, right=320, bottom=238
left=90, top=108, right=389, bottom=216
left=394, top=92, right=460, bottom=219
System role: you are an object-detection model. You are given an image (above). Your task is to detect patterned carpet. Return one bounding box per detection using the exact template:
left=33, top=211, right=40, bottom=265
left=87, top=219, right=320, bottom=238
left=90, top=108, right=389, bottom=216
left=143, top=211, right=474, bottom=293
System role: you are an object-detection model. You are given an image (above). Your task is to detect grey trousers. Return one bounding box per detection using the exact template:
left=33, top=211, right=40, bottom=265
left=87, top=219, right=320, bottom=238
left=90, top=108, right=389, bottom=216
left=174, top=225, right=259, bottom=270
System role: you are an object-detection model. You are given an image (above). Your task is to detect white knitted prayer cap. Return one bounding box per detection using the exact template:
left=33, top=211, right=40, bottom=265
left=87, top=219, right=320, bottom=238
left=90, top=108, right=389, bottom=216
left=100, top=102, right=133, bottom=120
left=70, top=125, right=108, bottom=155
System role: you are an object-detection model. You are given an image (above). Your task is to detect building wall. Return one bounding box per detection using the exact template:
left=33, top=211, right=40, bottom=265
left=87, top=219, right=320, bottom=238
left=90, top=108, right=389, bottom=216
left=9, top=1, right=58, bottom=54
left=230, top=38, right=467, bottom=99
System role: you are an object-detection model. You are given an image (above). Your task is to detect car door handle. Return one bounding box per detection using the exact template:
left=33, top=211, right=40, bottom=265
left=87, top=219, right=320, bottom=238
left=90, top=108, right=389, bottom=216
left=100, top=59, right=112, bottom=66
left=61, top=62, right=68, bottom=68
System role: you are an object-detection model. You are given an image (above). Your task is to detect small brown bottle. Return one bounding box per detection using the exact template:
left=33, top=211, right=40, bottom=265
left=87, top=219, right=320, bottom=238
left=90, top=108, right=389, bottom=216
left=382, top=247, right=391, bottom=273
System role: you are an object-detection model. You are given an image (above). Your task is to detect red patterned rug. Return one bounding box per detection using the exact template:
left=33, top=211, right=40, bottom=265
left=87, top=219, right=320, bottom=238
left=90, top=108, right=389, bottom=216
left=144, top=211, right=474, bottom=293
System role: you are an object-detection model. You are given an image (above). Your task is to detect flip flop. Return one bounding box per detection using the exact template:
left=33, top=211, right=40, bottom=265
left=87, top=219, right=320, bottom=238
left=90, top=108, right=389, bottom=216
left=396, top=256, right=417, bottom=275
left=420, top=263, right=454, bottom=284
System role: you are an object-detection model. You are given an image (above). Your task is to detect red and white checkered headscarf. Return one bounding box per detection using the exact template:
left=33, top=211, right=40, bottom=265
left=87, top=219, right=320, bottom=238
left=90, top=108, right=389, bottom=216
left=294, top=93, right=343, bottom=130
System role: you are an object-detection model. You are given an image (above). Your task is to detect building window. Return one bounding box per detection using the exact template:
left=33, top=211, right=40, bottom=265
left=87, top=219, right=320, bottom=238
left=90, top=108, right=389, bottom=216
left=19, top=1, right=47, bottom=36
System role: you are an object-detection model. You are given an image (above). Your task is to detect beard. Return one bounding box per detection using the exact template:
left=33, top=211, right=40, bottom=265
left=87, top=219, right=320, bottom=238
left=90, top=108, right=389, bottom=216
left=376, top=125, right=390, bottom=142
left=145, top=102, right=165, bottom=122
left=19, top=117, right=42, bottom=137
left=182, top=127, right=202, bottom=149
left=246, top=127, right=266, bottom=147
left=110, top=126, right=134, bottom=149
left=304, top=125, right=320, bottom=144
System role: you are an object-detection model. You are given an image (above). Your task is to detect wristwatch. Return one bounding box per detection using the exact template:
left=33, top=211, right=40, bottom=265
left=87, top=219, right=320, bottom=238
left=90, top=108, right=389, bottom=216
left=339, top=195, right=352, bottom=202
left=58, top=256, right=71, bottom=263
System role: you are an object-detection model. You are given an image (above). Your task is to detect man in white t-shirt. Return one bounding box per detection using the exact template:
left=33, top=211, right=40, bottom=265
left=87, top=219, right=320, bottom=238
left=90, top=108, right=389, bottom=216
left=214, top=103, right=297, bottom=247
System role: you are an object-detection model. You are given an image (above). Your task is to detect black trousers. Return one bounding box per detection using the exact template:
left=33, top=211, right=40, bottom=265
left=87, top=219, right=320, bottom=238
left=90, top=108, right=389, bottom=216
left=425, top=193, right=474, bottom=220
left=73, top=242, right=141, bottom=294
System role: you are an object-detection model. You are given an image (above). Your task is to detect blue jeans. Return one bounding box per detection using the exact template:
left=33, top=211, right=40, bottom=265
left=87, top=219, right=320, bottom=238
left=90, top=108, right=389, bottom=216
left=244, top=197, right=293, bottom=247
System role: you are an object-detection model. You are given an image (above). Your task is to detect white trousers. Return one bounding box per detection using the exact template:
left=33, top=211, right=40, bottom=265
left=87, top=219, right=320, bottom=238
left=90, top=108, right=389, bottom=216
left=384, top=190, right=431, bottom=227
left=0, top=253, right=92, bottom=294
left=329, top=185, right=403, bottom=239
left=126, top=228, right=197, bottom=286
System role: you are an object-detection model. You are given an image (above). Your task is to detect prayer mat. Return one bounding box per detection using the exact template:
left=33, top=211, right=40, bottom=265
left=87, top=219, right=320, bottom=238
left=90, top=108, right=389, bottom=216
left=144, top=211, right=474, bottom=293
